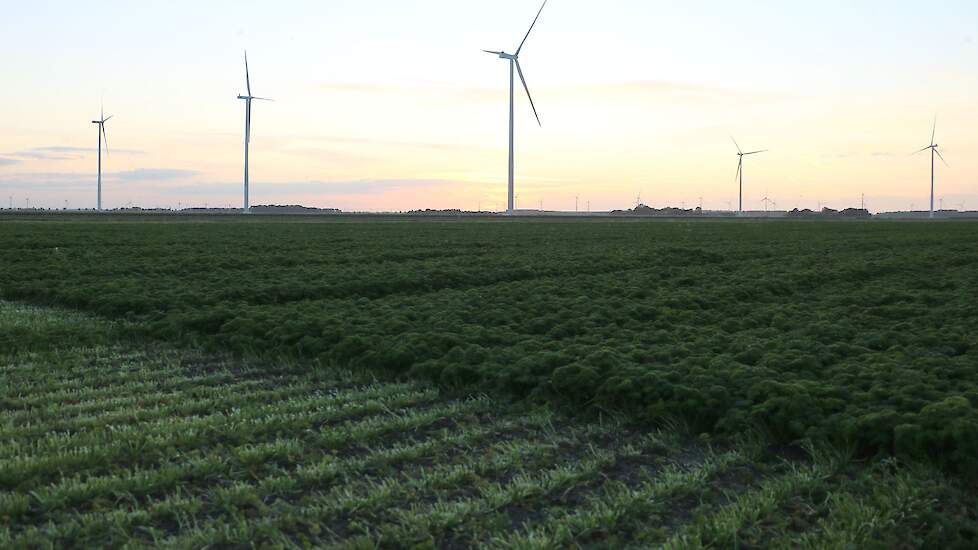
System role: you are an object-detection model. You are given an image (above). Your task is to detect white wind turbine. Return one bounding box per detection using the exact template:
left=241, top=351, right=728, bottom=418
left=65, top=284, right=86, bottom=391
left=91, top=106, right=112, bottom=211
left=914, top=118, right=948, bottom=219
left=237, top=51, right=273, bottom=212
left=732, top=137, right=767, bottom=215
left=484, top=0, right=548, bottom=216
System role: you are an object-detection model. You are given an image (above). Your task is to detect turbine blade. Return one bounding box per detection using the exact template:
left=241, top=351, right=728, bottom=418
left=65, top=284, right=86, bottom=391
left=912, top=145, right=932, bottom=155
left=931, top=116, right=937, bottom=146
left=516, top=0, right=548, bottom=56
left=744, top=150, right=768, bottom=155
left=730, top=135, right=742, bottom=154
left=515, top=60, right=541, bottom=126
left=483, top=50, right=503, bottom=56
left=245, top=51, right=252, bottom=97
left=101, top=124, right=109, bottom=157
left=251, top=96, right=274, bottom=102
left=103, top=115, right=114, bottom=123
left=735, top=158, right=742, bottom=182
left=935, top=148, right=948, bottom=167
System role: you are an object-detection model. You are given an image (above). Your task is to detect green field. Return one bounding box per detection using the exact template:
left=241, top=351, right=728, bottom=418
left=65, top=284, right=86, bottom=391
left=1, top=217, right=977, bottom=546
left=2, top=301, right=976, bottom=548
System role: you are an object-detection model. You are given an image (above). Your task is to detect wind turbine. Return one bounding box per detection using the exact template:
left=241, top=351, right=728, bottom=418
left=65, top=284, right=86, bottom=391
left=484, top=0, right=547, bottom=216
left=92, top=106, right=112, bottom=211
left=237, top=51, right=273, bottom=213
left=914, top=118, right=948, bottom=219
left=732, top=137, right=767, bottom=215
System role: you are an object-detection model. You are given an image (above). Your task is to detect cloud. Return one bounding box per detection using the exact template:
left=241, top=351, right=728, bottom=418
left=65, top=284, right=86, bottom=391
left=285, top=135, right=482, bottom=155
left=112, top=168, right=200, bottom=181
left=316, top=82, right=399, bottom=95
left=32, top=146, right=89, bottom=153
left=0, top=171, right=449, bottom=196
left=7, top=145, right=145, bottom=161
left=565, top=81, right=791, bottom=105
left=308, top=179, right=450, bottom=195
left=315, top=79, right=790, bottom=109
left=0, top=168, right=200, bottom=194
left=221, top=179, right=448, bottom=196
left=0, top=158, right=20, bottom=167
left=600, top=81, right=728, bottom=95
left=818, top=151, right=899, bottom=160
left=10, top=147, right=89, bottom=161
left=148, top=178, right=452, bottom=197
left=0, top=172, right=91, bottom=191
left=316, top=81, right=499, bottom=103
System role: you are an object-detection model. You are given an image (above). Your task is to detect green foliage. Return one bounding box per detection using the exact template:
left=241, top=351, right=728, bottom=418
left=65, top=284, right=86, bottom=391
left=895, top=397, right=978, bottom=478
left=1, top=219, right=977, bottom=475
left=2, top=300, right=977, bottom=547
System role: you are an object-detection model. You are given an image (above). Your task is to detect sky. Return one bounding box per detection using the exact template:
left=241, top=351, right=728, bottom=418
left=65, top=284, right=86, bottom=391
left=1, top=0, right=976, bottom=213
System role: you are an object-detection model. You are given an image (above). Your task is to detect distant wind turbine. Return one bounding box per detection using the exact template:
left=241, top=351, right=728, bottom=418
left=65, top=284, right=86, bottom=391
left=732, top=137, right=767, bottom=215
left=91, top=105, right=113, bottom=211
left=484, top=0, right=548, bottom=216
left=237, top=51, right=273, bottom=213
left=914, top=117, right=948, bottom=219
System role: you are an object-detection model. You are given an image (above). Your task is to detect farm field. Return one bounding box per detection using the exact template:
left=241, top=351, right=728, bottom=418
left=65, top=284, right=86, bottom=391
left=1, top=218, right=976, bottom=475
left=2, top=301, right=977, bottom=548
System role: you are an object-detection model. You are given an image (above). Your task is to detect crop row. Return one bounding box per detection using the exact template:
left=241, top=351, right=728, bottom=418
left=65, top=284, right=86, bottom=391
left=2, top=300, right=976, bottom=547
left=1, top=221, right=977, bottom=477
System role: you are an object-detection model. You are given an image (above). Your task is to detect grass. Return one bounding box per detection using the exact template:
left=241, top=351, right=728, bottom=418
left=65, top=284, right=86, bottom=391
left=1, top=218, right=976, bottom=474
left=2, top=301, right=976, bottom=548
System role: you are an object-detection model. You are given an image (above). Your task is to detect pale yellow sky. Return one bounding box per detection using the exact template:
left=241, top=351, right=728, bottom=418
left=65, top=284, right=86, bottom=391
left=1, top=0, right=976, bottom=212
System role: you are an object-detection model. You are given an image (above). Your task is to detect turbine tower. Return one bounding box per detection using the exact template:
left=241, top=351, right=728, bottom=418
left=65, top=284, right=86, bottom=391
left=484, top=0, right=547, bottom=216
left=732, top=137, right=767, bottom=215
left=91, top=106, right=112, bottom=211
left=914, top=118, right=948, bottom=219
left=237, top=51, right=273, bottom=213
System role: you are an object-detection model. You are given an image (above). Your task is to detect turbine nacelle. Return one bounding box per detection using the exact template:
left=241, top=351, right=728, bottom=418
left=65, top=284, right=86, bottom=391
left=483, top=50, right=517, bottom=60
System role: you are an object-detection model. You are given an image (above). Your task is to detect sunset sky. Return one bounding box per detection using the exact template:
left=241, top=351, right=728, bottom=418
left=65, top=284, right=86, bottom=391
left=1, top=0, right=976, bottom=212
